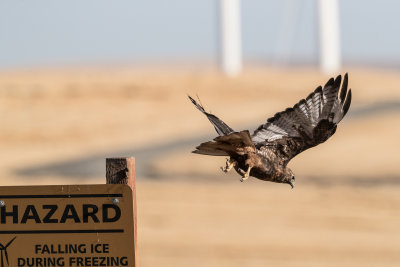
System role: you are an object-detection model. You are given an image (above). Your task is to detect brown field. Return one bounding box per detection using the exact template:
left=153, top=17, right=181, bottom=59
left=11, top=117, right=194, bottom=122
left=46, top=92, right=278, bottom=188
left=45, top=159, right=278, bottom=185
left=0, top=66, right=399, bottom=266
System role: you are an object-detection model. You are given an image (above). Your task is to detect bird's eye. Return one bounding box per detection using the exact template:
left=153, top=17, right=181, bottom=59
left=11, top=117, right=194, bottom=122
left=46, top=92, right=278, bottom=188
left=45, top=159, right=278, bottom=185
left=291, top=176, right=295, bottom=181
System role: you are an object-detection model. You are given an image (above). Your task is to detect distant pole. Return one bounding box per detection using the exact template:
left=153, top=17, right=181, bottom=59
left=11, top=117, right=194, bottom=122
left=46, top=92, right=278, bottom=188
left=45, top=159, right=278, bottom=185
left=317, top=0, right=341, bottom=74
left=218, top=0, right=242, bottom=76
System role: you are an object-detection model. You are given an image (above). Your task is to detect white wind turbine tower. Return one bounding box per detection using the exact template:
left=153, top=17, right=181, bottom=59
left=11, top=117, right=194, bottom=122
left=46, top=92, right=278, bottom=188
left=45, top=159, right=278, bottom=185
left=218, top=0, right=242, bottom=76
left=318, top=0, right=341, bottom=74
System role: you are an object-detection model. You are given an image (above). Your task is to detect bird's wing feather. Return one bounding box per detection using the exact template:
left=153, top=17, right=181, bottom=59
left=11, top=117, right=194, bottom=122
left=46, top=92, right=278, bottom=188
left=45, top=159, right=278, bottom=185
left=251, top=74, right=352, bottom=165
left=188, top=95, right=234, bottom=136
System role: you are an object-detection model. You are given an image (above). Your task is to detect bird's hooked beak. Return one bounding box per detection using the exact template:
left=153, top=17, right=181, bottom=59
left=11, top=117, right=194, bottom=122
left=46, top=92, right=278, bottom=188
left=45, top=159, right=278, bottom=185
left=289, top=181, right=294, bottom=189
left=289, top=179, right=295, bottom=189
left=288, top=174, right=296, bottom=189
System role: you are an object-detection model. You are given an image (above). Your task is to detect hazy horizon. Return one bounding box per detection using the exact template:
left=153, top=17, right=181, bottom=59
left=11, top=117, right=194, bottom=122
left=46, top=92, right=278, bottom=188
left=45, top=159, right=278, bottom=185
left=1, top=0, right=400, bottom=70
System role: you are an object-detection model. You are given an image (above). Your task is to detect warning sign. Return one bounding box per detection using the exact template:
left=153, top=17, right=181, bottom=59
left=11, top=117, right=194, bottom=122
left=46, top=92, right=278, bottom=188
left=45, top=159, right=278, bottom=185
left=0, top=184, right=135, bottom=267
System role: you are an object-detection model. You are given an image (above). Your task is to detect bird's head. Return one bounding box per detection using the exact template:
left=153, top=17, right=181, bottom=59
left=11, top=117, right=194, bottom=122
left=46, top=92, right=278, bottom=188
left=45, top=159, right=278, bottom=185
left=283, top=168, right=295, bottom=189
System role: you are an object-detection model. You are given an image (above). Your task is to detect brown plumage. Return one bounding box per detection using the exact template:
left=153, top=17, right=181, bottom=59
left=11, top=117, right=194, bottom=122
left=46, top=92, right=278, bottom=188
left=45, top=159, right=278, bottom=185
left=189, top=74, right=352, bottom=188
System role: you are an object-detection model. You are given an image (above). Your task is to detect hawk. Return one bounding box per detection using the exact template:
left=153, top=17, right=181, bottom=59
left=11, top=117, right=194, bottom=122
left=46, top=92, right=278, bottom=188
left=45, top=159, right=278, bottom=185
left=189, top=74, right=352, bottom=188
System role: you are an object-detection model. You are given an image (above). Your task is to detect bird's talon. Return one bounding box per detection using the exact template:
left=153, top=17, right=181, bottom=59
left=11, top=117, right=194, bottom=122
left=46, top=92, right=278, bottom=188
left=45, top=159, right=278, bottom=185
left=241, top=175, right=249, bottom=182
left=240, top=166, right=252, bottom=182
left=221, top=158, right=236, bottom=173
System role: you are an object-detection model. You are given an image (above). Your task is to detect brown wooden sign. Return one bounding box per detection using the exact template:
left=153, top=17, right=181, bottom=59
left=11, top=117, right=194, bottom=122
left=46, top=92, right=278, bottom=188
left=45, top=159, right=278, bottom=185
left=0, top=184, right=135, bottom=267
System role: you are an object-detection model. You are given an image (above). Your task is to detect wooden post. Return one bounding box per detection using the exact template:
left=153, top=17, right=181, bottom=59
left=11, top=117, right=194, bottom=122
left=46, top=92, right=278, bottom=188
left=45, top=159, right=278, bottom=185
left=106, top=157, right=137, bottom=266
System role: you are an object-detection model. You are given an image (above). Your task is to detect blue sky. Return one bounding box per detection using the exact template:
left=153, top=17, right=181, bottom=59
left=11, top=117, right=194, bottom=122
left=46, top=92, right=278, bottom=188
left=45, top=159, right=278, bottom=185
left=0, top=0, right=399, bottom=69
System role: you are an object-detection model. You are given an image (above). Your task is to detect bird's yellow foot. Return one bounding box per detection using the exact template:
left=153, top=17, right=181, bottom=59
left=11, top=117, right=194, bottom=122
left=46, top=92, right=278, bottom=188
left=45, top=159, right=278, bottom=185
left=220, top=158, right=236, bottom=173
left=240, top=166, right=253, bottom=182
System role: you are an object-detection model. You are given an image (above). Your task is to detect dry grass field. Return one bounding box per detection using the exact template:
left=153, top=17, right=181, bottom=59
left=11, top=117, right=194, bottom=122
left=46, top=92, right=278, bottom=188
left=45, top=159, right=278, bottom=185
left=0, top=66, right=399, bottom=266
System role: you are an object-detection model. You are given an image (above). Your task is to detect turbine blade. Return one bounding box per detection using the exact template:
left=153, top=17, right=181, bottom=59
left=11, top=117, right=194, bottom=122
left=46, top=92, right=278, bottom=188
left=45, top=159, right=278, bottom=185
left=5, top=237, right=16, bottom=248
left=4, top=250, right=8, bottom=265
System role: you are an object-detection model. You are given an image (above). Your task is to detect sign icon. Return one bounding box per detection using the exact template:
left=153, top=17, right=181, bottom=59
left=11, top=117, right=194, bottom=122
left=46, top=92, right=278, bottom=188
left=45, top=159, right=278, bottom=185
left=0, top=237, right=16, bottom=267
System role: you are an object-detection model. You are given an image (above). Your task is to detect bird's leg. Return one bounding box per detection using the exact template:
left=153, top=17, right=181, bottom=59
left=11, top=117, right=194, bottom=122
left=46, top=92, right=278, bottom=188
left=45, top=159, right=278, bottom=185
left=240, top=166, right=253, bottom=182
left=221, top=157, right=236, bottom=173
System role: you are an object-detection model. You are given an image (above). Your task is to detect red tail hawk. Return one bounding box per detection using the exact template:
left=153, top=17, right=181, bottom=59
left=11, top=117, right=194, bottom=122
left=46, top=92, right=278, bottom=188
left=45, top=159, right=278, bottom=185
left=189, top=74, right=352, bottom=188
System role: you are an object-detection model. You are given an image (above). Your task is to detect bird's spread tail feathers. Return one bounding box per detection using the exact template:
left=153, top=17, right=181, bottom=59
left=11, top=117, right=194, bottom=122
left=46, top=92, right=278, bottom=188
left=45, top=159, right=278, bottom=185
left=193, top=130, right=255, bottom=156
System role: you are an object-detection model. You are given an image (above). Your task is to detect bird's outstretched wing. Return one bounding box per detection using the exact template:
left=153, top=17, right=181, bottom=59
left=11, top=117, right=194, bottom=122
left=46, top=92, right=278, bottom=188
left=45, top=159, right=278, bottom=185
left=188, top=95, right=234, bottom=136
left=251, top=74, right=352, bottom=165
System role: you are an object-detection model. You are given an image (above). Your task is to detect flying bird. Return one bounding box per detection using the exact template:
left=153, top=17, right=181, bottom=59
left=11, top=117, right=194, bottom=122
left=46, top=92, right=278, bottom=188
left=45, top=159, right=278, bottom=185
left=189, top=74, right=352, bottom=188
